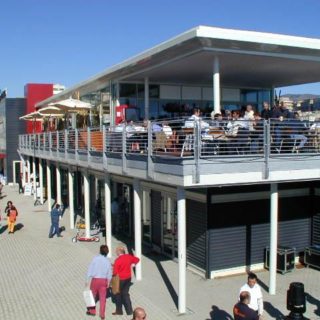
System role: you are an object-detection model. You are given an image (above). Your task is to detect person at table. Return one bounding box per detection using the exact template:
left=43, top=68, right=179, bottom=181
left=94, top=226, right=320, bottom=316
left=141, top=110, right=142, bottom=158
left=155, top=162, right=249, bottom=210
left=162, top=121, right=173, bottom=137
left=288, top=112, right=308, bottom=152
left=226, top=110, right=250, bottom=153
left=244, top=105, right=255, bottom=131
left=250, top=113, right=264, bottom=154
left=261, top=101, right=272, bottom=120
left=210, top=113, right=227, bottom=131
left=184, top=108, right=209, bottom=129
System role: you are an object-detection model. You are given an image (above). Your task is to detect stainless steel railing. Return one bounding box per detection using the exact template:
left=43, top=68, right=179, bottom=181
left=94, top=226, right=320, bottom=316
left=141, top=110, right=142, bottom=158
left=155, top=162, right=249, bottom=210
left=18, top=118, right=320, bottom=160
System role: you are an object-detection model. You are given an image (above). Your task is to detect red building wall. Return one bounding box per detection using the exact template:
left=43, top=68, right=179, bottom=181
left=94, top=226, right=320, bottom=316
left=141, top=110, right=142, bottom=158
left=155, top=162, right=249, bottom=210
left=24, top=83, right=54, bottom=133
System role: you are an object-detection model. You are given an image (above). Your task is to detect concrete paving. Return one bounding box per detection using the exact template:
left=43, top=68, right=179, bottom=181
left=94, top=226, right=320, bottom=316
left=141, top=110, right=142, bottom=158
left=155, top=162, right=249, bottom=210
left=0, top=185, right=319, bottom=320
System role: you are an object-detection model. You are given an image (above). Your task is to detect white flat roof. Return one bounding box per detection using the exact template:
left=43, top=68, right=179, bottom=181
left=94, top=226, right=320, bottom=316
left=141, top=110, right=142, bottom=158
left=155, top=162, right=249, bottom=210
left=37, top=26, right=320, bottom=107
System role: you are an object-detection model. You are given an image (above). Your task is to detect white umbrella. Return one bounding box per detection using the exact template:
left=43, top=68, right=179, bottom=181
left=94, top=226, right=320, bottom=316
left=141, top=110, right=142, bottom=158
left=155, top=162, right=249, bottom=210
left=48, top=97, right=92, bottom=112
left=38, top=106, right=65, bottom=117
left=19, top=111, right=43, bottom=121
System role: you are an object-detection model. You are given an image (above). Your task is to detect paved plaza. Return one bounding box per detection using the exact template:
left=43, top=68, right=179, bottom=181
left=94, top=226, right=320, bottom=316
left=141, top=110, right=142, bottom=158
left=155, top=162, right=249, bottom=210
left=0, top=185, right=319, bottom=320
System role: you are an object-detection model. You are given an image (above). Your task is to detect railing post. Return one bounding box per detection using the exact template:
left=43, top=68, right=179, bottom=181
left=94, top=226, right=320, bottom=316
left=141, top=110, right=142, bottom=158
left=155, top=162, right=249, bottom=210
left=122, top=124, right=127, bottom=174
left=147, top=120, right=154, bottom=179
left=75, top=129, right=79, bottom=162
left=65, top=129, right=68, bottom=160
left=56, top=131, right=59, bottom=157
left=102, top=125, right=107, bottom=170
left=193, top=120, right=200, bottom=184
left=264, top=119, right=270, bottom=179
left=49, top=132, right=53, bottom=158
left=87, top=127, right=91, bottom=165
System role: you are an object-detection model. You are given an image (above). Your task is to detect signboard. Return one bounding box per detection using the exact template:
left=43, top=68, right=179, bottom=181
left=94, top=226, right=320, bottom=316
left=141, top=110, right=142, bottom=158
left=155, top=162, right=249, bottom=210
left=24, top=183, right=32, bottom=196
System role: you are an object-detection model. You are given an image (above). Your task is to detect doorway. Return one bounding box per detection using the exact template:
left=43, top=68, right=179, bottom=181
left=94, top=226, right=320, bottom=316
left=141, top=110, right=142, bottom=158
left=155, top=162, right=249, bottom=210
left=162, top=193, right=178, bottom=259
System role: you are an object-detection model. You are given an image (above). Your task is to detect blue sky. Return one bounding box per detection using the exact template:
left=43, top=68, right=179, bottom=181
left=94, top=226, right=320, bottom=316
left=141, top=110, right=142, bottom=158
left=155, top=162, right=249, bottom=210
left=1, top=0, right=320, bottom=97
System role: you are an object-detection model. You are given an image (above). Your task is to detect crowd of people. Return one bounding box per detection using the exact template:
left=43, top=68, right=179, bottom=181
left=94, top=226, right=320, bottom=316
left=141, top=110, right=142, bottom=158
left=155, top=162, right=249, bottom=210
left=107, top=101, right=315, bottom=156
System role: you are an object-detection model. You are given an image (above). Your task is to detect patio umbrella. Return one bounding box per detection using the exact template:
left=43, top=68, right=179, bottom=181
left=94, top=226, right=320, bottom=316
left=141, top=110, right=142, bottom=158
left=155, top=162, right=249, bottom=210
left=19, top=111, right=44, bottom=133
left=38, top=106, right=65, bottom=117
left=48, top=97, right=92, bottom=112
left=19, top=111, right=44, bottom=121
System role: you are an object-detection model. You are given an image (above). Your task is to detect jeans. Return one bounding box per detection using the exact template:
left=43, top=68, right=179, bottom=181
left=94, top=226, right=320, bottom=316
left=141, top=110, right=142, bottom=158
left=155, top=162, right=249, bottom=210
left=114, top=278, right=133, bottom=315
left=290, top=134, right=307, bottom=149
left=49, top=220, right=60, bottom=237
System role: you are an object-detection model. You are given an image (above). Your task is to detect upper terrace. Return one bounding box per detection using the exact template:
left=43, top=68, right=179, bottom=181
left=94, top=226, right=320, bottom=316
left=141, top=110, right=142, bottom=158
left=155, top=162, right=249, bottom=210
left=19, top=117, right=320, bottom=187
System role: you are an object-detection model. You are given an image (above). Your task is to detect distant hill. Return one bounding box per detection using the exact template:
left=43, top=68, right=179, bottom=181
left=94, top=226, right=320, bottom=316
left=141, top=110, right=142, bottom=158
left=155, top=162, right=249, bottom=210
left=281, top=94, right=320, bottom=102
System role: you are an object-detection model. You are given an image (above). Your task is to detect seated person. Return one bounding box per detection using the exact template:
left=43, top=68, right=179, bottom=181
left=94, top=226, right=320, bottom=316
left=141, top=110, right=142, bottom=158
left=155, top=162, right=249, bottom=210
left=184, top=108, right=209, bottom=129
left=162, top=121, right=173, bottom=137
left=289, top=112, right=308, bottom=152
left=210, top=113, right=227, bottom=131
left=250, top=113, right=264, bottom=153
left=152, top=122, right=162, bottom=133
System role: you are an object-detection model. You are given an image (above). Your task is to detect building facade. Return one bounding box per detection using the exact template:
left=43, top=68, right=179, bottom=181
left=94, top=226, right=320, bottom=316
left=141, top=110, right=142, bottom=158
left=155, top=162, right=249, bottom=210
left=19, top=26, right=320, bottom=314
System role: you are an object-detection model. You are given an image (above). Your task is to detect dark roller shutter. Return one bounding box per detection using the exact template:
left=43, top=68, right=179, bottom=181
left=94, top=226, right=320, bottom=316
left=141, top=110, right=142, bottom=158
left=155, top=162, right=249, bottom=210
left=278, top=218, right=311, bottom=251
left=151, top=191, right=162, bottom=248
left=209, top=226, right=246, bottom=270
left=312, top=213, right=320, bottom=245
left=186, top=200, right=207, bottom=270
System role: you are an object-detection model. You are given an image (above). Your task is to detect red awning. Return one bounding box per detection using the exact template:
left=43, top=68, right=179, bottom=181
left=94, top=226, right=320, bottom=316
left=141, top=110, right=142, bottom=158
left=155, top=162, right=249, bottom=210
left=0, top=153, right=7, bottom=159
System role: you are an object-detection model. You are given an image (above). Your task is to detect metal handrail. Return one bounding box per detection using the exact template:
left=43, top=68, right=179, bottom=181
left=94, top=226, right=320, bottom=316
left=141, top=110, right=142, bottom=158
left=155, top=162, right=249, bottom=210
left=18, top=118, right=320, bottom=160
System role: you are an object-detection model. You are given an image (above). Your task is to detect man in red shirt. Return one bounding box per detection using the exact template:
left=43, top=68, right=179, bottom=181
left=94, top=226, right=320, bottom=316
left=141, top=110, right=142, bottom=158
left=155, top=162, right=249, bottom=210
left=112, top=246, right=140, bottom=316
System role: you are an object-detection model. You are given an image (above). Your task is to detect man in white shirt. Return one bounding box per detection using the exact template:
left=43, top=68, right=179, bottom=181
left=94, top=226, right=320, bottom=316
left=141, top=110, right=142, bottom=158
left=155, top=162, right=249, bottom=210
left=239, top=272, right=263, bottom=318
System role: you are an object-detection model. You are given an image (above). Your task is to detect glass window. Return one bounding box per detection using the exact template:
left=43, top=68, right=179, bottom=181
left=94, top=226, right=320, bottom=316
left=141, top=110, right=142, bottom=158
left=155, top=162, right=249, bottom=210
left=241, top=90, right=258, bottom=104
left=149, top=85, right=159, bottom=98
left=119, top=97, right=137, bottom=106
left=120, top=83, right=136, bottom=98
left=137, top=84, right=145, bottom=99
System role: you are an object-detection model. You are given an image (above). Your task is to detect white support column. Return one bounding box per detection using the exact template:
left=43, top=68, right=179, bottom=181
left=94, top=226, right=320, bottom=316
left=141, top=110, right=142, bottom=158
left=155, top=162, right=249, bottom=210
left=32, top=159, right=37, bottom=200
left=22, top=158, right=26, bottom=187
left=177, top=187, right=186, bottom=314
left=27, top=159, right=31, bottom=183
left=213, top=56, right=221, bottom=114
left=269, top=183, right=278, bottom=295
left=105, top=174, right=112, bottom=256
left=167, top=197, right=172, bottom=230
left=68, top=171, right=75, bottom=230
left=47, top=163, right=52, bottom=212
left=56, top=166, right=62, bottom=205
left=84, top=173, right=91, bottom=239
left=144, top=77, right=149, bottom=120
left=133, top=179, right=142, bottom=281
left=39, top=160, right=44, bottom=204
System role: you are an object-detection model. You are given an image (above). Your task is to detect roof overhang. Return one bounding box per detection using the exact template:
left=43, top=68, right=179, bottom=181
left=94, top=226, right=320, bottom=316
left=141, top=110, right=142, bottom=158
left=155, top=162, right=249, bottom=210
left=36, top=26, right=320, bottom=108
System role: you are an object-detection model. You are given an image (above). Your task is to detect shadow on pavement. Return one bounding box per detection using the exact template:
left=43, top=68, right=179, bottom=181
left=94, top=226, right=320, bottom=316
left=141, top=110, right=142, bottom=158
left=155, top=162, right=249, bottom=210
left=257, top=277, right=269, bottom=292
left=145, top=251, right=178, bottom=309
left=206, top=305, right=233, bottom=320
left=306, top=292, right=320, bottom=317
left=15, top=223, right=24, bottom=232
left=0, top=225, right=8, bottom=234
left=264, top=301, right=286, bottom=319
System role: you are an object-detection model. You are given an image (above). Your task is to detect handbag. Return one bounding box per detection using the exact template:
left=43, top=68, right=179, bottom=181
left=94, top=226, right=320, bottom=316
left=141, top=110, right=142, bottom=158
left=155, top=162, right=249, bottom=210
left=83, top=289, right=95, bottom=307
left=111, top=275, right=120, bottom=295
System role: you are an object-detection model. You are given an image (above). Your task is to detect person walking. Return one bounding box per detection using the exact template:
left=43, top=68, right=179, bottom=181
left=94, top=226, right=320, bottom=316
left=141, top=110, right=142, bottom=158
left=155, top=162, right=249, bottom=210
left=86, top=245, right=112, bottom=320
left=112, top=246, right=140, bottom=316
left=48, top=203, right=63, bottom=238
left=233, top=291, right=259, bottom=320
left=5, top=201, right=18, bottom=234
left=132, top=307, right=147, bottom=320
left=239, top=272, right=264, bottom=318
